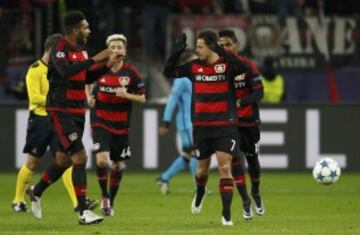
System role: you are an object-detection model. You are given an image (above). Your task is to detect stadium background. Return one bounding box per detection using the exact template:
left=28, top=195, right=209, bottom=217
left=0, top=2, right=359, bottom=235
left=0, top=0, right=359, bottom=172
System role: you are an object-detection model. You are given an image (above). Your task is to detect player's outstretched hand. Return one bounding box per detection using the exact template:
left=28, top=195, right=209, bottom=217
left=208, top=34, right=225, bottom=56
left=173, top=33, right=187, bottom=55
left=92, top=49, right=111, bottom=62
left=107, top=53, right=124, bottom=68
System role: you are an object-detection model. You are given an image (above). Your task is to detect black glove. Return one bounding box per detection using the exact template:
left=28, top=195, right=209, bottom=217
left=207, top=34, right=243, bottom=65
left=207, top=33, right=226, bottom=56
left=164, top=33, right=187, bottom=77
left=172, top=33, right=187, bottom=56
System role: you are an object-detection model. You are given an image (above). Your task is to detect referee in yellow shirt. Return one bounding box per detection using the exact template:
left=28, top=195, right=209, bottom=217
left=12, top=34, right=98, bottom=212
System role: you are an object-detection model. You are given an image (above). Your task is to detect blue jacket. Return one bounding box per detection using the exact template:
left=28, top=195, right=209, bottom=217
left=163, top=77, right=192, bottom=131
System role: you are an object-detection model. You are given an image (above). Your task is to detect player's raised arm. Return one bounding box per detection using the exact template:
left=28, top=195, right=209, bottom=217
left=51, top=47, right=111, bottom=78
left=163, top=33, right=190, bottom=78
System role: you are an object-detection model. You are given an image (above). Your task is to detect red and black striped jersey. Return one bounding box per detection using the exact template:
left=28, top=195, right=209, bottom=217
left=47, top=37, right=108, bottom=116
left=233, top=55, right=263, bottom=127
left=92, top=63, right=145, bottom=135
left=167, top=57, right=250, bottom=128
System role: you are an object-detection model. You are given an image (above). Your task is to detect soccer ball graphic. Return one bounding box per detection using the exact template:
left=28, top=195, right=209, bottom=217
left=312, top=158, right=341, bottom=185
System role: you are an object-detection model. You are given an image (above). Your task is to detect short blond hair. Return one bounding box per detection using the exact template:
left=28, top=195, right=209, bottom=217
left=106, top=34, right=127, bottom=47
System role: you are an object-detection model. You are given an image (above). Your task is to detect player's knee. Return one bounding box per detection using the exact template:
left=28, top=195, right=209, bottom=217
left=96, top=158, right=107, bottom=168
left=56, top=156, right=72, bottom=168
left=72, top=154, right=87, bottom=165
left=218, top=162, right=232, bottom=177
left=26, top=154, right=40, bottom=170
left=26, top=161, right=39, bottom=171
left=111, top=161, right=124, bottom=171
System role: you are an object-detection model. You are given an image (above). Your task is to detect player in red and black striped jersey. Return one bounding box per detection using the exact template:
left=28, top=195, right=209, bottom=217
left=85, top=34, right=145, bottom=216
left=27, top=11, right=122, bottom=225
left=164, top=31, right=254, bottom=225
left=219, top=29, right=265, bottom=218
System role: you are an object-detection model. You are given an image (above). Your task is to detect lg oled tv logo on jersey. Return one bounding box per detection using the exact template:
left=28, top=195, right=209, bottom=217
left=195, top=74, right=226, bottom=82
left=234, top=73, right=246, bottom=81
left=119, top=76, right=130, bottom=86
left=100, top=86, right=117, bottom=94
left=214, top=64, right=226, bottom=73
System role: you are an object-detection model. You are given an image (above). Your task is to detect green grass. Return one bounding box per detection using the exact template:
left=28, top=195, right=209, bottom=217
left=0, top=171, right=359, bottom=235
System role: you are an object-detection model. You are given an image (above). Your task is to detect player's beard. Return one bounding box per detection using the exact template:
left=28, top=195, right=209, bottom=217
left=78, top=32, right=88, bottom=46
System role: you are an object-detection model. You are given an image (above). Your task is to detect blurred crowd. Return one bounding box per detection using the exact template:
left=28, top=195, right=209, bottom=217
left=0, top=0, right=359, bottom=101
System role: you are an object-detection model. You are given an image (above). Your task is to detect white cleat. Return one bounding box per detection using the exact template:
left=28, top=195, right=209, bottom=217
left=255, top=202, right=265, bottom=215
left=243, top=207, right=254, bottom=220
left=109, top=208, right=115, bottom=216
left=79, top=210, right=103, bottom=225
left=27, top=185, right=42, bottom=219
left=191, top=188, right=207, bottom=214
left=156, top=177, right=169, bottom=194
left=221, top=216, right=234, bottom=226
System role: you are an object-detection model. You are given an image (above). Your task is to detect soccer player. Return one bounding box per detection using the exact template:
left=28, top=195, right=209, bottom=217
left=164, top=31, right=252, bottom=226
left=12, top=34, right=74, bottom=212
left=27, top=11, right=121, bottom=224
left=218, top=29, right=265, bottom=217
left=12, top=33, right=98, bottom=213
left=156, top=50, right=197, bottom=194
left=85, top=34, right=145, bottom=216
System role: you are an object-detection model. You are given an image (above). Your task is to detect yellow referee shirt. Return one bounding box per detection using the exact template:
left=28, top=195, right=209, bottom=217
left=26, top=60, right=48, bottom=116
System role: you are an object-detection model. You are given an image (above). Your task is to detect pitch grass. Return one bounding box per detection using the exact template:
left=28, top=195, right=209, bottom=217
left=0, top=172, right=359, bottom=235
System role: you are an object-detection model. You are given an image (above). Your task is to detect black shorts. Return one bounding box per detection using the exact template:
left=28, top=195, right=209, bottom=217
left=92, top=128, right=131, bottom=161
left=193, top=126, right=239, bottom=160
left=23, top=112, right=59, bottom=157
left=49, top=111, right=85, bottom=156
left=238, top=127, right=260, bottom=154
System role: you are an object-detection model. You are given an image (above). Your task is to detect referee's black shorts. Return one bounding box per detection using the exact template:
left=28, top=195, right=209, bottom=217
left=23, top=111, right=59, bottom=157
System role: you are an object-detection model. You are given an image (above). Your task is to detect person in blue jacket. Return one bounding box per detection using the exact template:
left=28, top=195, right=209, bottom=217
left=157, top=50, right=197, bottom=194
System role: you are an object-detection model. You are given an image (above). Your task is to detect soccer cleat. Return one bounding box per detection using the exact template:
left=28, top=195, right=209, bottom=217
left=109, top=208, right=115, bottom=216
left=243, top=208, right=254, bottom=220
left=221, top=216, right=234, bottom=226
left=26, top=185, right=42, bottom=219
left=191, top=188, right=207, bottom=214
left=242, top=200, right=253, bottom=220
left=255, top=202, right=265, bottom=215
left=86, top=198, right=99, bottom=210
left=156, top=177, right=169, bottom=194
left=12, top=201, right=28, bottom=212
left=100, top=197, right=112, bottom=216
left=74, top=198, right=99, bottom=212
left=78, top=210, right=103, bottom=225
left=252, top=193, right=265, bottom=215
